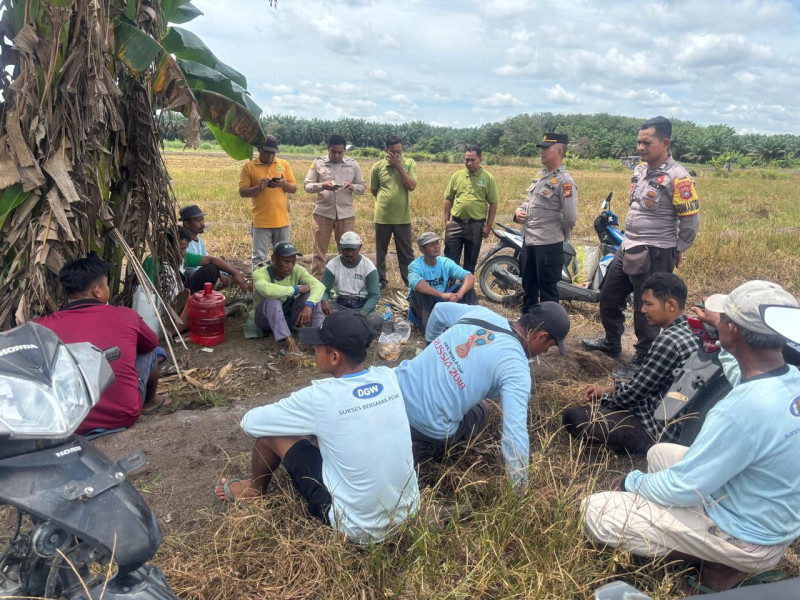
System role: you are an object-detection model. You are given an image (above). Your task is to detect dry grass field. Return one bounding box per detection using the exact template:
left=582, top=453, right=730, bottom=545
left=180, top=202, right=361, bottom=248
left=152, top=151, right=800, bottom=600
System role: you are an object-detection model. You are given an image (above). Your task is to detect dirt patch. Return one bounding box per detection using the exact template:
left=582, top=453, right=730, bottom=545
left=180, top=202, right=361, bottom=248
left=94, top=297, right=635, bottom=535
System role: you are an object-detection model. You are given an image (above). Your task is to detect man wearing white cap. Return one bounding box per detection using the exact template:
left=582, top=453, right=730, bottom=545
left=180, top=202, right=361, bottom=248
left=581, top=280, right=800, bottom=594
left=320, top=232, right=382, bottom=329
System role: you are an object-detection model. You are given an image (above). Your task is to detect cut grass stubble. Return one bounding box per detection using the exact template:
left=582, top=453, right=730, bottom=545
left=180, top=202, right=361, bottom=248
left=158, top=152, right=800, bottom=599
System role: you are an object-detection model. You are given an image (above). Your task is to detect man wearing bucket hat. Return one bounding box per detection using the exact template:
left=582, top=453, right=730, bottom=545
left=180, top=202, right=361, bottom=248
left=407, top=231, right=478, bottom=332
left=320, top=231, right=382, bottom=329
left=239, top=135, right=298, bottom=268
left=395, top=301, right=570, bottom=488
left=216, top=311, right=419, bottom=544
left=582, top=280, right=800, bottom=594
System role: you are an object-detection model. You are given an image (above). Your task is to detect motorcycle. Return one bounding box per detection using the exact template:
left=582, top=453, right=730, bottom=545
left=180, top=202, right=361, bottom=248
left=0, top=322, right=178, bottom=599
left=655, top=310, right=800, bottom=446
left=476, top=192, right=624, bottom=304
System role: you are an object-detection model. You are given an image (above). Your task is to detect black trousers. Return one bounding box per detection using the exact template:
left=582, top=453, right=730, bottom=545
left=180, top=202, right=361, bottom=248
left=562, top=405, right=653, bottom=455
left=520, top=242, right=563, bottom=311
left=409, top=287, right=478, bottom=332
left=444, top=219, right=484, bottom=273
left=185, top=264, right=220, bottom=294
left=599, top=246, right=678, bottom=355
left=375, top=223, right=414, bottom=286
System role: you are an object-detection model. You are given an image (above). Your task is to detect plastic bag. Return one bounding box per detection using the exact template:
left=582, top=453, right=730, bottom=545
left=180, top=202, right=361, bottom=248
left=394, top=320, right=411, bottom=343
left=377, top=332, right=403, bottom=360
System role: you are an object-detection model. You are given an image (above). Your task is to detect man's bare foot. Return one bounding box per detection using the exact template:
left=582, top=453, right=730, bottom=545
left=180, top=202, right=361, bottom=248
left=214, top=478, right=261, bottom=503
left=141, top=394, right=171, bottom=415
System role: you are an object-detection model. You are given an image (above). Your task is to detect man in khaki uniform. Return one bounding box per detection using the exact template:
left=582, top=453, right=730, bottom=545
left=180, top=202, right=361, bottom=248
left=513, top=133, right=578, bottom=311
left=304, top=135, right=366, bottom=278
left=582, top=116, right=700, bottom=379
left=443, top=145, right=499, bottom=273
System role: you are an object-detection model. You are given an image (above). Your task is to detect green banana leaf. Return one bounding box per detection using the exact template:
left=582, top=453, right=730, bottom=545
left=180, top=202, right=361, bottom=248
left=162, top=26, right=246, bottom=88
left=193, top=89, right=265, bottom=148
left=206, top=123, right=252, bottom=161
left=176, top=58, right=262, bottom=118
left=114, top=21, right=161, bottom=76
left=168, top=1, right=203, bottom=24
left=0, top=184, right=30, bottom=231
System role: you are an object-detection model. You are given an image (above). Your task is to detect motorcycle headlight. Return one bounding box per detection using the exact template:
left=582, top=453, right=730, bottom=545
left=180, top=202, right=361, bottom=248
left=0, top=347, right=92, bottom=438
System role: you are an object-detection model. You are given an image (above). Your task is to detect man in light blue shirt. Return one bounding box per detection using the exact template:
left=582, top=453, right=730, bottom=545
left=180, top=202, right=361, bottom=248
left=582, top=280, right=800, bottom=594
left=407, top=231, right=478, bottom=331
left=395, top=301, right=570, bottom=487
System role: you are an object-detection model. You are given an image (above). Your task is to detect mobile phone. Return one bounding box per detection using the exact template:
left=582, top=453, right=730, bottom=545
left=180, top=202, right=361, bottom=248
left=332, top=182, right=342, bottom=190
left=270, top=177, right=282, bottom=183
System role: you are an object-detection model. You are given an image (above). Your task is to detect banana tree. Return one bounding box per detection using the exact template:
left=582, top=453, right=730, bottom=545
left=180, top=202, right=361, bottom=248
left=0, top=0, right=269, bottom=328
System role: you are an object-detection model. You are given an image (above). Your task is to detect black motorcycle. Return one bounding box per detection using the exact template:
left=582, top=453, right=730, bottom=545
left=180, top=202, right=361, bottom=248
left=476, top=193, right=624, bottom=304
left=0, top=322, right=177, bottom=599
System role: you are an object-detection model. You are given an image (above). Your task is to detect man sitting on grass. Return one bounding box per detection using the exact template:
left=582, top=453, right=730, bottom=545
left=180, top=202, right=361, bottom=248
left=320, top=231, right=382, bottom=329
left=35, top=254, right=170, bottom=436
left=246, top=241, right=325, bottom=355
left=395, top=301, right=569, bottom=488
left=581, top=280, right=800, bottom=594
left=215, top=311, right=420, bottom=544
left=407, top=231, right=478, bottom=331
left=562, top=273, right=699, bottom=454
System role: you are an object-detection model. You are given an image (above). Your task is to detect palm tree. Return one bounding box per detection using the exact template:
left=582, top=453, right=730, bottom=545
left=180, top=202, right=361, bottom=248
left=0, top=0, right=268, bottom=328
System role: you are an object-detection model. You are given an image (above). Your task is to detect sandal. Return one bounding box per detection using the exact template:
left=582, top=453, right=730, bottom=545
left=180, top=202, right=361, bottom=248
left=141, top=395, right=171, bottom=415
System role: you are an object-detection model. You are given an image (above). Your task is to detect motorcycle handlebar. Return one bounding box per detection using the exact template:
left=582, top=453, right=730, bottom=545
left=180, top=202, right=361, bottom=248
left=103, top=347, right=121, bottom=363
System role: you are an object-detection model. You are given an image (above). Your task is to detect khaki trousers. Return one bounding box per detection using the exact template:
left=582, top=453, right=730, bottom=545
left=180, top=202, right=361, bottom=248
left=581, top=443, right=788, bottom=572
left=311, top=214, right=356, bottom=279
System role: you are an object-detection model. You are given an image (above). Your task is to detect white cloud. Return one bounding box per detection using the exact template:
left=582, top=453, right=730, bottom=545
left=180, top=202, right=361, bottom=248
left=542, top=84, right=580, bottom=105
left=384, top=110, right=406, bottom=121
left=261, top=83, right=293, bottom=94
left=184, top=0, right=800, bottom=134
left=475, top=93, right=522, bottom=108
left=366, top=69, right=387, bottom=81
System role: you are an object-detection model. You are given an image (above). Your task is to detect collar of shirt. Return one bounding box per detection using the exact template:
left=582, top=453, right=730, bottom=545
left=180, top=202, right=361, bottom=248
left=646, top=156, right=674, bottom=175
left=61, top=298, right=104, bottom=311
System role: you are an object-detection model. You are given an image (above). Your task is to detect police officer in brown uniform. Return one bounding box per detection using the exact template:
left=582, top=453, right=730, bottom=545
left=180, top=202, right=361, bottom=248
left=513, top=133, right=578, bottom=311
left=583, top=117, right=700, bottom=379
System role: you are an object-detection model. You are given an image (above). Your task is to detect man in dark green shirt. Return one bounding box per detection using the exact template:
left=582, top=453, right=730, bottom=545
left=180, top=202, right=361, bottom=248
left=443, top=145, right=499, bottom=273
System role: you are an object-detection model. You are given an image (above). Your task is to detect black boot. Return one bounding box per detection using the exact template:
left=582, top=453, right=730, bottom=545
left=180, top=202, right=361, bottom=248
left=613, top=352, right=647, bottom=379
left=581, top=337, right=622, bottom=358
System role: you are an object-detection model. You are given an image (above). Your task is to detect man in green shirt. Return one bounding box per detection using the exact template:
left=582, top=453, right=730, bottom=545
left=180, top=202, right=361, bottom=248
left=443, top=145, right=499, bottom=273
left=250, top=241, right=325, bottom=355
left=369, top=135, right=418, bottom=288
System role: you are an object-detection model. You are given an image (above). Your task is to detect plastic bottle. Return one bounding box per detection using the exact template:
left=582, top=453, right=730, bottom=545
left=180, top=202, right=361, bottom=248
left=188, top=282, right=226, bottom=346
left=381, top=303, right=393, bottom=333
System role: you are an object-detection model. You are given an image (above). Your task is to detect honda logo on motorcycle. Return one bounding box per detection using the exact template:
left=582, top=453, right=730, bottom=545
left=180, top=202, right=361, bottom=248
left=55, top=446, right=81, bottom=458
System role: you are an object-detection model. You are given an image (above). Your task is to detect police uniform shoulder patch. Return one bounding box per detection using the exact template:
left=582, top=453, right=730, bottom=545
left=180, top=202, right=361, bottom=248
left=563, top=182, right=573, bottom=198
left=673, top=177, right=699, bottom=216
left=309, top=162, right=316, bottom=170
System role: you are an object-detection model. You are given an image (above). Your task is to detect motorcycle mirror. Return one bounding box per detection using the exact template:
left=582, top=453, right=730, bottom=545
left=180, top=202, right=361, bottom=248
left=761, top=305, right=800, bottom=344
left=601, top=191, right=612, bottom=211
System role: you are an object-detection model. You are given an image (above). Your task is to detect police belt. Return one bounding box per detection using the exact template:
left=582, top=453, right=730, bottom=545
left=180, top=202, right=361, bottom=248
left=451, top=215, right=485, bottom=225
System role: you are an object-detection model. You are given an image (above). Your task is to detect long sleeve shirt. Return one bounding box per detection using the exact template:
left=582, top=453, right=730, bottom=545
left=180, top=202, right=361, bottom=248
left=303, top=155, right=366, bottom=220
left=625, top=356, right=800, bottom=546
left=395, top=303, right=533, bottom=486
left=515, top=166, right=578, bottom=245
left=252, top=264, right=324, bottom=304
left=601, top=315, right=699, bottom=441
left=321, top=255, right=380, bottom=316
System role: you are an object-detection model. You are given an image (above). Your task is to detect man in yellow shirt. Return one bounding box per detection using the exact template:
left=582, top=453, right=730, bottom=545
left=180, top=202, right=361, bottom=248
left=239, top=135, right=297, bottom=268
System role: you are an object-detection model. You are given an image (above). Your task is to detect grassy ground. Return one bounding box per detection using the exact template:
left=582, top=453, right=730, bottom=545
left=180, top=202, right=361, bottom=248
left=158, top=151, right=800, bottom=599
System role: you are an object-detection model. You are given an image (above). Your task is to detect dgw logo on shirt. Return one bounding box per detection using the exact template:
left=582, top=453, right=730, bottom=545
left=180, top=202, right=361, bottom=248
left=353, top=383, right=383, bottom=399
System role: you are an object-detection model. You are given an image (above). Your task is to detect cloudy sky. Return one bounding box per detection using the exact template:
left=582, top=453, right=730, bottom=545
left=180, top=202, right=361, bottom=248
left=187, top=0, right=800, bottom=134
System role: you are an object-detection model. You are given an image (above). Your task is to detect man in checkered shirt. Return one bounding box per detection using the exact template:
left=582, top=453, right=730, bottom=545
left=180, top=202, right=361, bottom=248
left=563, top=272, right=700, bottom=454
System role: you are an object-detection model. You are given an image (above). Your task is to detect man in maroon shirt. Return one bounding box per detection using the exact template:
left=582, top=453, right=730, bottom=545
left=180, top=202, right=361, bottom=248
left=34, top=254, right=169, bottom=436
